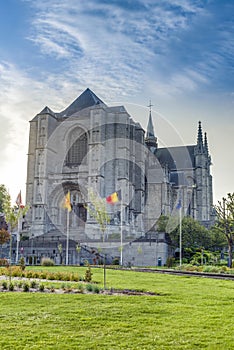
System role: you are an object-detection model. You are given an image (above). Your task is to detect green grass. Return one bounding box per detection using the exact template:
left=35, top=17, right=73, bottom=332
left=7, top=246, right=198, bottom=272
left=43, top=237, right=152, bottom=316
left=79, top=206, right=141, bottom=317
left=0, top=266, right=234, bottom=349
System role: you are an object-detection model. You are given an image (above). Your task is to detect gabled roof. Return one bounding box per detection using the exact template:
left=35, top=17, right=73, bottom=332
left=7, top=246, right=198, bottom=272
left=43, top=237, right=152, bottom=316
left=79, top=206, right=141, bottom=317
left=57, top=88, right=106, bottom=117
left=156, top=145, right=196, bottom=170
left=31, top=106, right=56, bottom=121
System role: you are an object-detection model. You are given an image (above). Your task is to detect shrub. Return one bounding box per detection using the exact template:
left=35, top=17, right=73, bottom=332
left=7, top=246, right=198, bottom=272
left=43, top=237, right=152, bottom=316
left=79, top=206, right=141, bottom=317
left=32, top=271, right=39, bottom=279
left=220, top=266, right=228, bottom=272
left=11, top=266, right=22, bottom=277
left=8, top=282, right=14, bottom=291
left=166, top=257, right=175, bottom=268
left=86, top=284, right=93, bottom=292
left=93, top=285, right=100, bottom=294
left=70, top=273, right=79, bottom=282
left=39, top=284, right=45, bottom=292
left=61, top=283, right=67, bottom=290
left=2, top=281, right=8, bottom=290
left=77, top=283, right=84, bottom=293
left=23, top=282, right=30, bottom=292
left=203, top=266, right=220, bottom=273
left=62, top=273, right=70, bottom=281
left=17, top=281, right=23, bottom=288
left=26, top=271, right=33, bottom=279
left=84, top=266, right=92, bottom=282
left=54, top=272, right=63, bottom=281
left=41, top=258, right=55, bottom=266
left=40, top=271, right=47, bottom=280
left=46, top=272, right=55, bottom=280
left=50, top=285, right=55, bottom=292
left=30, top=280, right=38, bottom=289
left=19, top=257, right=25, bottom=270
left=112, top=258, right=119, bottom=265
left=0, top=258, right=9, bottom=267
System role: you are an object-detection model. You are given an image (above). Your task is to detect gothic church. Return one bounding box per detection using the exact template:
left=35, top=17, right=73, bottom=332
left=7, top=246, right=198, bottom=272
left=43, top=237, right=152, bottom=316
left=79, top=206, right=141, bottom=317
left=23, top=88, right=214, bottom=265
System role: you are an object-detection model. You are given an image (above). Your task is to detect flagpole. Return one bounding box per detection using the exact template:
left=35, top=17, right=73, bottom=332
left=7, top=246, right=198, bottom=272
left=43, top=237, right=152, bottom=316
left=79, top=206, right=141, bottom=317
left=120, top=199, right=123, bottom=266
left=179, top=206, right=182, bottom=266
left=16, top=216, right=20, bottom=264
left=66, top=209, right=69, bottom=265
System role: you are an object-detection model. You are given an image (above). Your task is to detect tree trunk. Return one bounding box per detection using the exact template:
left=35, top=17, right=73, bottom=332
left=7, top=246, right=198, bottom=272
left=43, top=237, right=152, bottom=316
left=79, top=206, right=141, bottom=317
left=228, top=238, right=233, bottom=268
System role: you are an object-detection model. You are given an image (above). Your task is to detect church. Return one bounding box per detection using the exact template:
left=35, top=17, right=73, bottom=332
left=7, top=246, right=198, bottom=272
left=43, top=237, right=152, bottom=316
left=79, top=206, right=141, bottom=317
left=22, top=88, right=214, bottom=266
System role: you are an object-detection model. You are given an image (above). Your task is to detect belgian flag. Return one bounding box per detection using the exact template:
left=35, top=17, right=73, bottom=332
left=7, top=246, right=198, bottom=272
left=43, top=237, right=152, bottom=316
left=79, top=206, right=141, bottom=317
left=63, top=191, right=72, bottom=212
left=106, top=190, right=121, bottom=204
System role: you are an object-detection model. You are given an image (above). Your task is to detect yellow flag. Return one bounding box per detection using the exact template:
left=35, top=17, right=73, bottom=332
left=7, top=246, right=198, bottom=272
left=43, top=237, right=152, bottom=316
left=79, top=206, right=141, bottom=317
left=63, top=191, right=72, bottom=212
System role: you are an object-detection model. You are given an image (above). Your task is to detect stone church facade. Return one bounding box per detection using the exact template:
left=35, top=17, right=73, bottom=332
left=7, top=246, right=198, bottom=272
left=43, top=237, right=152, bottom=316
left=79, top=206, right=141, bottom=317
left=22, top=88, right=214, bottom=266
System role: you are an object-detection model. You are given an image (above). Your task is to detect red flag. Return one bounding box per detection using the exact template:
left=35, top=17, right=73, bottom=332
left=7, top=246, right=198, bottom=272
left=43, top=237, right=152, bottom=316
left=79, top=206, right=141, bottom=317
left=16, top=191, right=22, bottom=207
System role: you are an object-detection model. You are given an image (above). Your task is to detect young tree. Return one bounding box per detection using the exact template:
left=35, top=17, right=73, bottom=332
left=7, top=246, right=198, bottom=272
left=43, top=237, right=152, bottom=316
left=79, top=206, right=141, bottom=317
left=158, top=215, right=210, bottom=250
left=86, top=189, right=110, bottom=289
left=0, top=184, right=9, bottom=213
left=215, top=193, right=234, bottom=267
left=0, top=228, right=10, bottom=258
left=3, top=191, right=28, bottom=268
left=87, top=189, right=110, bottom=241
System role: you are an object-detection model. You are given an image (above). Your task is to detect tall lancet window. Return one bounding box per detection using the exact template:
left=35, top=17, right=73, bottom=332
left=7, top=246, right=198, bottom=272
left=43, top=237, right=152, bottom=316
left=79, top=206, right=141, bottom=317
left=66, top=133, right=87, bottom=166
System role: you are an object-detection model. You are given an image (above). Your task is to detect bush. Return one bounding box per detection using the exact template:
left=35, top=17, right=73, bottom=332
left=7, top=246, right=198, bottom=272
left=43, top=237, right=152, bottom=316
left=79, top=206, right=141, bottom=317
left=23, top=282, right=30, bottom=292
left=203, top=266, right=220, bottom=273
left=84, top=266, right=92, bottom=282
left=46, top=272, right=55, bottom=280
left=61, top=283, right=67, bottom=290
left=93, top=285, right=100, bottom=294
left=220, top=266, right=228, bottom=272
left=17, top=281, right=23, bottom=288
left=50, top=285, right=55, bottom=292
left=19, top=257, right=25, bottom=270
left=166, top=257, right=175, bottom=268
left=40, top=271, right=47, bottom=280
left=112, top=258, right=119, bottom=265
left=11, top=266, right=22, bottom=277
left=32, top=271, right=40, bottom=279
left=30, top=280, right=38, bottom=289
left=41, top=258, right=55, bottom=266
left=26, top=271, right=33, bottom=279
left=39, top=284, right=45, bottom=292
left=86, top=284, right=93, bottom=292
left=8, top=282, right=14, bottom=291
left=0, top=258, right=9, bottom=267
left=77, top=283, right=84, bottom=293
left=2, top=281, right=8, bottom=290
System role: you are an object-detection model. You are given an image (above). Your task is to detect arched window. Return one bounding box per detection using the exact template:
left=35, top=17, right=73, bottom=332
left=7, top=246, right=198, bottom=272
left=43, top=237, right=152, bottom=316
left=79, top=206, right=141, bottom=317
left=65, top=133, right=87, bottom=166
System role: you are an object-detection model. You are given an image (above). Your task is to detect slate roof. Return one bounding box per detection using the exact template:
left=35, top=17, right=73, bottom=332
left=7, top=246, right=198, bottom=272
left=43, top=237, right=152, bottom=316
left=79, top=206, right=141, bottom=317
left=57, top=88, right=106, bottom=117
left=31, top=106, right=56, bottom=121
left=156, top=145, right=196, bottom=170
left=39, top=106, right=55, bottom=115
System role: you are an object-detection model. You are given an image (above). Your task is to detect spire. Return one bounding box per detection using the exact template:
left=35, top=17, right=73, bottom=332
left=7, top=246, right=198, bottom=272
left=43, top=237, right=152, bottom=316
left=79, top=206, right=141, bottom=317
left=145, top=100, right=157, bottom=151
left=204, top=132, right=209, bottom=155
left=196, top=121, right=204, bottom=153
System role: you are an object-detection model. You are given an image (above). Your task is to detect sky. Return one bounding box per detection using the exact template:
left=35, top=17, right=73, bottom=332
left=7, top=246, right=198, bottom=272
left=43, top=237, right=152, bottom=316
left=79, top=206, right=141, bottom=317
left=0, top=0, right=233, bottom=205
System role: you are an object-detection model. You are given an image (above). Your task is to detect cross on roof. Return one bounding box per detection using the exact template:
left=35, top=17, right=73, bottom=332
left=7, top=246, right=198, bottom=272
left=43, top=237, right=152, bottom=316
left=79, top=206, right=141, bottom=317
left=147, top=100, right=154, bottom=113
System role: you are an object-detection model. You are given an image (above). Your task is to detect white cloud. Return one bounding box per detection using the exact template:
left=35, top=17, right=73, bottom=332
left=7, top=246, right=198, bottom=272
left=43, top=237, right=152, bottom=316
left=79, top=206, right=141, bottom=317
left=24, top=0, right=206, bottom=99
left=0, top=61, right=78, bottom=201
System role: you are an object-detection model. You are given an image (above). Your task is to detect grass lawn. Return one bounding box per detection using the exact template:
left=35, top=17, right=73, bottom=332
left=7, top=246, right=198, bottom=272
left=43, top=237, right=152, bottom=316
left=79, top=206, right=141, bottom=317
left=0, top=266, right=234, bottom=349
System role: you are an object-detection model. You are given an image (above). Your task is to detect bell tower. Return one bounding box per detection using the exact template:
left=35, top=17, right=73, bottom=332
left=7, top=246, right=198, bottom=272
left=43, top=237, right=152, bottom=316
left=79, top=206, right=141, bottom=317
left=145, top=100, right=157, bottom=153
